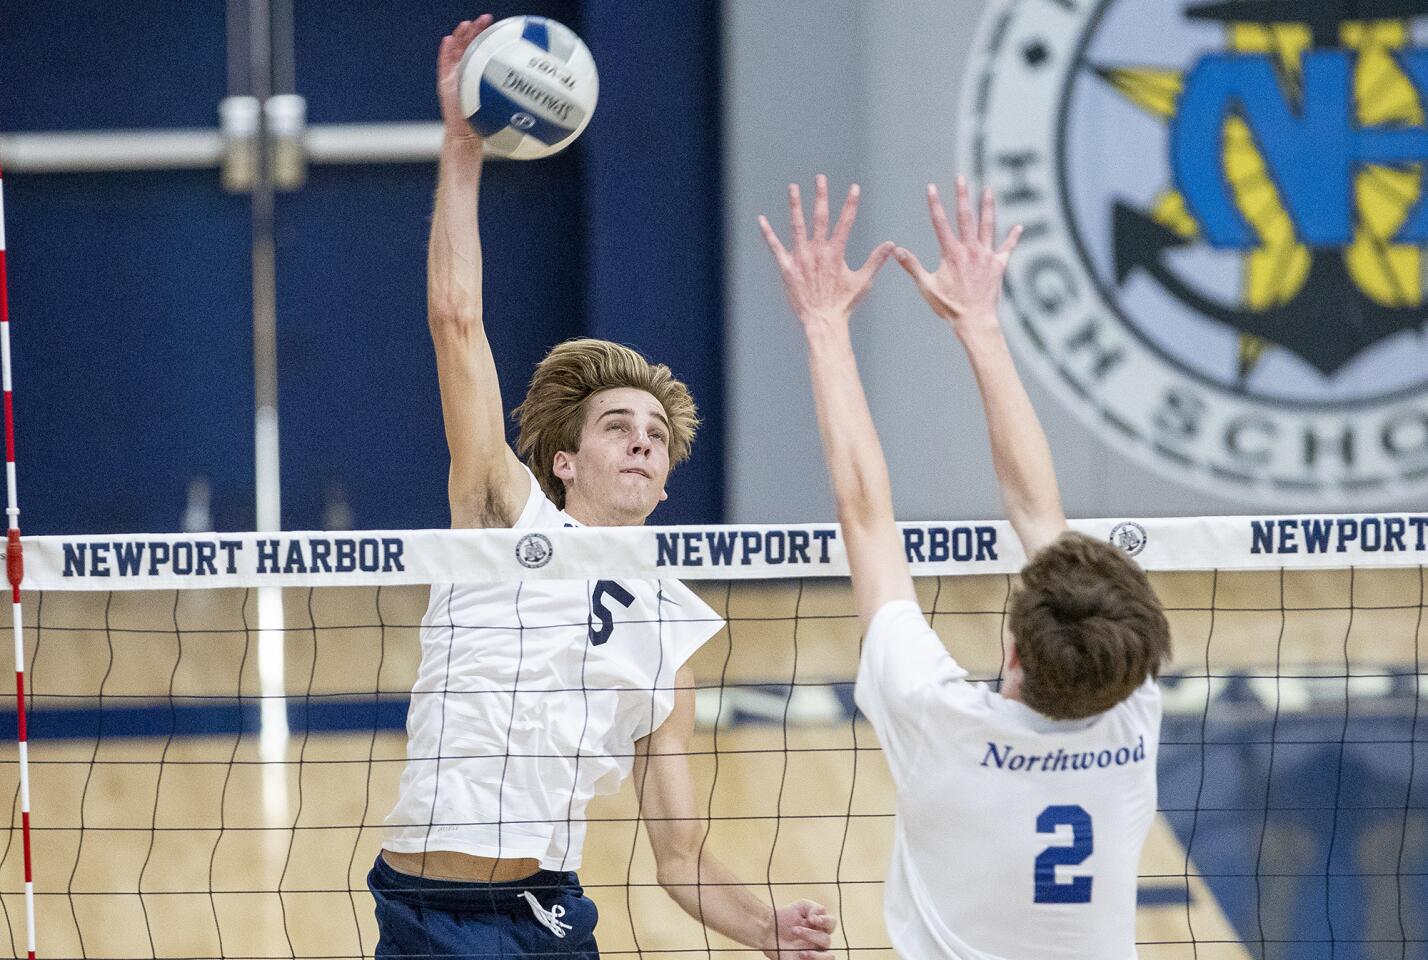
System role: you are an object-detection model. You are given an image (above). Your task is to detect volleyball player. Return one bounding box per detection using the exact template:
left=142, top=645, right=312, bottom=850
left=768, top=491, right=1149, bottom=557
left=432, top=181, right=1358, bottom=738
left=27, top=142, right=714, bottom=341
left=368, top=17, right=837, bottom=960
left=759, top=174, right=1171, bottom=958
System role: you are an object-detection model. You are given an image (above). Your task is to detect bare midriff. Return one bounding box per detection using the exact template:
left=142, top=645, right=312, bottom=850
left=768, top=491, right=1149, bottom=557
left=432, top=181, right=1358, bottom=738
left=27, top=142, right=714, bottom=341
left=381, top=849, right=543, bottom=883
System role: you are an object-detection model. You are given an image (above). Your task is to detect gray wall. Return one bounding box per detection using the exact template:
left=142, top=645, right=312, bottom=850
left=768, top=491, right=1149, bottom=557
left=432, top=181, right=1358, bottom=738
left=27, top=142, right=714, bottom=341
left=722, top=0, right=1428, bottom=523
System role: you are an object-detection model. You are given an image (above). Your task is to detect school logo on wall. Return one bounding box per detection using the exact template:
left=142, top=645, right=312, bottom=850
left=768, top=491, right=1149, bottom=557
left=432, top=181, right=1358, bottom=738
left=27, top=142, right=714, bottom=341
left=960, top=0, right=1428, bottom=504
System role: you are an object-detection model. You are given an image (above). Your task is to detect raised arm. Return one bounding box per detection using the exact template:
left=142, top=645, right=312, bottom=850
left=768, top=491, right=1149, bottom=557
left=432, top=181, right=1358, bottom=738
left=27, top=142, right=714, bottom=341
left=894, top=178, right=1067, bottom=557
left=759, top=176, right=912, bottom=628
left=430, top=15, right=529, bottom=529
left=633, top=668, right=836, bottom=960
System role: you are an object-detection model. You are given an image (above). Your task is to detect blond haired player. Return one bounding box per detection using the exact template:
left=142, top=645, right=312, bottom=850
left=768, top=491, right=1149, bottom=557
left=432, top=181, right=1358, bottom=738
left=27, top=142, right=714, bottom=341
left=368, top=16, right=836, bottom=960
left=760, top=175, right=1170, bottom=958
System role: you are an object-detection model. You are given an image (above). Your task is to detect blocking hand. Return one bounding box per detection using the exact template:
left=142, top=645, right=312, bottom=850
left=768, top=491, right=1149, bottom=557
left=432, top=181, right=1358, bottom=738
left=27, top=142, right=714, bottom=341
left=759, top=174, right=896, bottom=339
left=895, top=177, right=1022, bottom=341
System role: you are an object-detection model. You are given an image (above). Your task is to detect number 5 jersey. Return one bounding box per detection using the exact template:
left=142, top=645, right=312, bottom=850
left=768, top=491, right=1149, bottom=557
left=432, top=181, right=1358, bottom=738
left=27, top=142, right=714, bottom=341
left=383, top=467, right=725, bottom=872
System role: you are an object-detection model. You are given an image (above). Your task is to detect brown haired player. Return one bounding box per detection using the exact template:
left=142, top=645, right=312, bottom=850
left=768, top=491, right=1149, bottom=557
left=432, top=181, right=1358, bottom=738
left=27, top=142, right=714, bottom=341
left=368, top=15, right=836, bottom=960
left=760, top=174, right=1170, bottom=958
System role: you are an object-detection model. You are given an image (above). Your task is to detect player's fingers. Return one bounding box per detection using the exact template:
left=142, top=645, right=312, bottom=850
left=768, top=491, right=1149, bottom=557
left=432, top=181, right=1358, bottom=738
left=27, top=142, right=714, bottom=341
left=979, top=185, right=996, bottom=246
left=955, top=175, right=976, bottom=241
left=997, top=223, right=1025, bottom=260
left=437, top=34, right=466, bottom=87
left=758, top=216, right=793, bottom=270
left=450, top=16, right=490, bottom=58
left=927, top=184, right=957, bottom=256
left=831, top=183, right=860, bottom=249
left=812, top=174, right=831, bottom=241
left=893, top=246, right=931, bottom=286
left=467, top=14, right=493, bottom=40
left=856, top=240, right=896, bottom=282
left=788, top=183, right=808, bottom=252
left=793, top=927, right=833, bottom=949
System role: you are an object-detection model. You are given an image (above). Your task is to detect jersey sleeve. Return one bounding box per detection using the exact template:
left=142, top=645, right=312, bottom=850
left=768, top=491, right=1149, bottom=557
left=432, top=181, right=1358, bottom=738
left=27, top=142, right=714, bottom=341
left=659, top=580, right=725, bottom=670
left=854, top=599, right=975, bottom=765
left=1117, top=675, right=1164, bottom=733
left=627, top=580, right=725, bottom=741
left=511, top=464, right=566, bottom=529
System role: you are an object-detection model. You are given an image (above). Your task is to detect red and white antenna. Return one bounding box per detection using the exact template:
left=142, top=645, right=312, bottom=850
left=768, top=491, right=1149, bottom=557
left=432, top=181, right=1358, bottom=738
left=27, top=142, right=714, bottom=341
left=0, top=163, right=36, bottom=960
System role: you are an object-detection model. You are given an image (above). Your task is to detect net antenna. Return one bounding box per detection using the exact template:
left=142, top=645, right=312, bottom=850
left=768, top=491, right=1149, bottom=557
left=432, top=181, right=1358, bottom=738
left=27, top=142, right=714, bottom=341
left=0, top=162, right=37, bottom=960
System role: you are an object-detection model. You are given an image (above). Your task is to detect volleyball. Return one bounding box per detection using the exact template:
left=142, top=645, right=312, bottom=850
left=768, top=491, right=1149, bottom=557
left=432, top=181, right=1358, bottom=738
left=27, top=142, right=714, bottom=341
left=456, top=15, right=598, bottom=160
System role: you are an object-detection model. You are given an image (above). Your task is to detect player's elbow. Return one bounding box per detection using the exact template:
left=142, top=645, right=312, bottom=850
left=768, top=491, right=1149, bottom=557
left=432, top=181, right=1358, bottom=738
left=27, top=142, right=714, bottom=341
left=834, top=463, right=893, bottom=526
left=1008, top=501, right=1069, bottom=557
left=651, top=830, right=702, bottom=891
left=837, top=478, right=895, bottom=532
left=427, top=297, right=483, bottom=339
left=1002, top=483, right=1061, bottom=523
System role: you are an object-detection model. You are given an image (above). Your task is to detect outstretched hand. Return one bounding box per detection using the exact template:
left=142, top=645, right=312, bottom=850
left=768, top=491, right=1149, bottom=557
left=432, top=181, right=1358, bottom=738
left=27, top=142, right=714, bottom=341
left=759, top=175, right=896, bottom=340
left=437, top=15, right=494, bottom=142
left=764, top=899, right=837, bottom=960
left=895, top=177, right=1022, bottom=341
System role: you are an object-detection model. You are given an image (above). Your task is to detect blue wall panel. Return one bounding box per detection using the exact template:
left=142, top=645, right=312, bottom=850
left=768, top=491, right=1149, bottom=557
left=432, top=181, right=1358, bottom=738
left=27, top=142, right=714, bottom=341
left=278, top=0, right=586, bottom=531
left=273, top=157, right=585, bottom=531
left=5, top=172, right=252, bottom=534
left=292, top=1, right=581, bottom=125
left=581, top=1, right=725, bottom=524
left=2, top=0, right=724, bottom=534
left=0, top=4, right=227, bottom=131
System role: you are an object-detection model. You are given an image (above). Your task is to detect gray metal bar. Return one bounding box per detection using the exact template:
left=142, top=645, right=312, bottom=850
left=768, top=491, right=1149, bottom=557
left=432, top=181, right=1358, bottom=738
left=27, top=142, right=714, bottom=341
left=0, top=129, right=225, bottom=173
left=271, top=0, right=295, bottom=95
left=0, top=121, right=472, bottom=173
left=247, top=0, right=282, bottom=535
left=305, top=121, right=446, bottom=164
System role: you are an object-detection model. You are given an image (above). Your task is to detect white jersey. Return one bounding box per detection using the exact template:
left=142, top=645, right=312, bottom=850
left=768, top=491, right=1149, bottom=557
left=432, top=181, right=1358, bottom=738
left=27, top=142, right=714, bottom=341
left=383, top=469, right=724, bottom=871
left=855, top=600, right=1161, bottom=960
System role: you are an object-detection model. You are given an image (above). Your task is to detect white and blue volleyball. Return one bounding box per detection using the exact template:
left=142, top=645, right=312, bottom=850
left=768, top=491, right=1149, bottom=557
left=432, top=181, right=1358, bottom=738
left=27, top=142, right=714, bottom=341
left=457, top=16, right=598, bottom=160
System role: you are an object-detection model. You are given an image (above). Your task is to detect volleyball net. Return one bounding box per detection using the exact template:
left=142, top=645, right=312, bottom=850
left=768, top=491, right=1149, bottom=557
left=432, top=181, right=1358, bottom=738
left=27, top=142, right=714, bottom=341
left=1, top=515, right=1425, bottom=959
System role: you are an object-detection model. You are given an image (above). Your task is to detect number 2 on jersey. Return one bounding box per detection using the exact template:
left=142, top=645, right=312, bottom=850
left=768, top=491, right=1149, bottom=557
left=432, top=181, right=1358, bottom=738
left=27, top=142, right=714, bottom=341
left=588, top=580, right=635, bottom=645
left=1034, top=805, right=1093, bottom=904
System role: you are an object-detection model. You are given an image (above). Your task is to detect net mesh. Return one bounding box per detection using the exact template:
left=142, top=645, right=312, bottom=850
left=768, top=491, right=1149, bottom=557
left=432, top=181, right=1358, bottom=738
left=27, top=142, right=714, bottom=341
left=2, top=538, right=1426, bottom=959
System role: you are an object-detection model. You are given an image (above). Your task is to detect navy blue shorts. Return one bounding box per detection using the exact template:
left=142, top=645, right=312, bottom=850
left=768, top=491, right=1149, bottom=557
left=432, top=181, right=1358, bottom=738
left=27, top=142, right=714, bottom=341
left=367, top=854, right=600, bottom=958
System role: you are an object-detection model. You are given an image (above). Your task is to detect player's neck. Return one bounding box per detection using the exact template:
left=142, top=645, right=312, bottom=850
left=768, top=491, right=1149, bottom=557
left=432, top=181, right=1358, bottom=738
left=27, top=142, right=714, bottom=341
left=999, top=669, right=1025, bottom=704
left=563, top=496, right=648, bottom=527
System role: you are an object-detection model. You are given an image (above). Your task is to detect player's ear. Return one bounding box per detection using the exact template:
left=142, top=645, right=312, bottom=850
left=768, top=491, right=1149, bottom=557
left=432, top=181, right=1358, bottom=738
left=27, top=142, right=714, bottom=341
left=552, top=451, right=575, bottom=483
left=1006, top=640, right=1022, bottom=670
left=658, top=486, right=669, bottom=502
